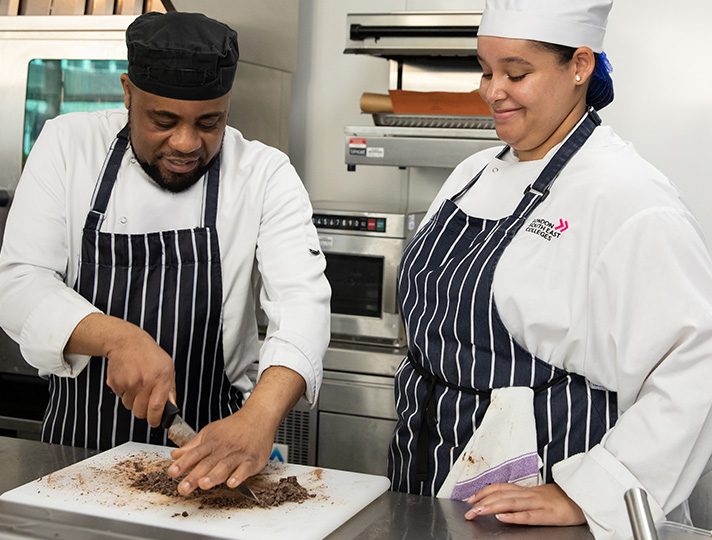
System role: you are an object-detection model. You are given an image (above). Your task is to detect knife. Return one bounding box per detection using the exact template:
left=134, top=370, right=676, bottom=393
left=160, top=401, right=197, bottom=447
left=160, top=401, right=260, bottom=502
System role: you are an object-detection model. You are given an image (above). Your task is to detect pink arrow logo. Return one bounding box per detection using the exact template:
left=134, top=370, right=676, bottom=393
left=555, top=219, right=568, bottom=232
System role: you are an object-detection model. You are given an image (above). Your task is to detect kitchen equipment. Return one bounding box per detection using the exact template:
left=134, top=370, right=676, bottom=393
left=311, top=200, right=424, bottom=348
left=0, top=16, right=136, bottom=440
left=624, top=488, right=712, bottom=540
left=343, top=11, right=501, bottom=171
left=625, top=488, right=659, bottom=540
left=0, top=441, right=390, bottom=540
left=247, top=345, right=402, bottom=478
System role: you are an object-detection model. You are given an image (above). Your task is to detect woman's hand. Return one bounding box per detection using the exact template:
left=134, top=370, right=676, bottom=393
left=465, top=483, right=586, bottom=526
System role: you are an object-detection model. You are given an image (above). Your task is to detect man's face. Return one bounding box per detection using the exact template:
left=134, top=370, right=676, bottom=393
left=120, top=73, right=230, bottom=192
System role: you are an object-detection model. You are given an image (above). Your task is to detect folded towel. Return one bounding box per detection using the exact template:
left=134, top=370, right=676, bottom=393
left=436, top=386, right=542, bottom=500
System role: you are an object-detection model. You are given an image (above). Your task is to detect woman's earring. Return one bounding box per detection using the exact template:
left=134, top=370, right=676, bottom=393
left=575, top=75, right=582, bottom=82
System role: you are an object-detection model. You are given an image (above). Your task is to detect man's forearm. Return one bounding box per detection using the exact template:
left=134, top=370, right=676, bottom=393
left=240, top=366, right=306, bottom=433
left=64, top=312, right=141, bottom=357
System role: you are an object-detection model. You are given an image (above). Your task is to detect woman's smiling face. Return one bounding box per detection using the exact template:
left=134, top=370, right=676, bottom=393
left=477, top=36, right=590, bottom=161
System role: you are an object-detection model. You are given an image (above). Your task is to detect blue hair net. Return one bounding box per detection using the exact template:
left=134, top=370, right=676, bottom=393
left=587, top=51, right=614, bottom=110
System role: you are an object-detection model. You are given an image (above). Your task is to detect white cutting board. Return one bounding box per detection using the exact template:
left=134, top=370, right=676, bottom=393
left=0, top=442, right=390, bottom=540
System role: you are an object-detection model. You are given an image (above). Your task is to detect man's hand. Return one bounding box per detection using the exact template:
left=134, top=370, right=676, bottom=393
left=167, top=366, right=306, bottom=496
left=166, top=410, right=273, bottom=495
left=65, top=313, right=176, bottom=427
left=464, top=482, right=586, bottom=526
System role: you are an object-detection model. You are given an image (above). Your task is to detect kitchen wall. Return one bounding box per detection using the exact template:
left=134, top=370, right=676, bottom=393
left=289, top=0, right=410, bottom=211
left=289, top=0, right=712, bottom=245
left=603, top=0, right=712, bottom=245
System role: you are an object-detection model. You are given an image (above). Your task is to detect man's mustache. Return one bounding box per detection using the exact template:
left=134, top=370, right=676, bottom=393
left=161, top=151, right=202, bottom=160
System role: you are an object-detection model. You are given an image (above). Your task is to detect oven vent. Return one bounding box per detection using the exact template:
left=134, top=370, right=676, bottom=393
left=274, top=404, right=317, bottom=466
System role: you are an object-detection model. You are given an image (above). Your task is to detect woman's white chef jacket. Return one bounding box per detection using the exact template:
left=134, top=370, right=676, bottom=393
left=422, top=123, right=712, bottom=538
left=0, top=109, right=331, bottom=404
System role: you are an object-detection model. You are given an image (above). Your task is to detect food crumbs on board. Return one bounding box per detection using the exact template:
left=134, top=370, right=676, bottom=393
left=115, top=454, right=316, bottom=510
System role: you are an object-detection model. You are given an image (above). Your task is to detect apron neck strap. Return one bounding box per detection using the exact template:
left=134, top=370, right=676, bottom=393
left=450, top=107, right=601, bottom=214
left=202, top=154, right=220, bottom=228
left=512, top=107, right=600, bottom=219
left=85, top=125, right=130, bottom=231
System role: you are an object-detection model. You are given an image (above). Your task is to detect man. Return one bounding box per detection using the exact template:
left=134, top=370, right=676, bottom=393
left=0, top=11, right=330, bottom=496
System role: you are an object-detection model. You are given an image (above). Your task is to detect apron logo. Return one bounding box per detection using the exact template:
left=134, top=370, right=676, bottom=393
left=554, top=219, right=568, bottom=231
left=525, top=218, right=568, bottom=241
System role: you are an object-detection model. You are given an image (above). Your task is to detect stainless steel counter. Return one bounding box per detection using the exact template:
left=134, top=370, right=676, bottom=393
left=0, top=436, right=594, bottom=540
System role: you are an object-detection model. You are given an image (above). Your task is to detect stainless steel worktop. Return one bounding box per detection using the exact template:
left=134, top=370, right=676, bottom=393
left=0, top=436, right=594, bottom=540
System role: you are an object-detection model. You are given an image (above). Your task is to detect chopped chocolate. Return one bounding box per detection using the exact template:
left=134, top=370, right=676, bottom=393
left=117, top=456, right=315, bottom=510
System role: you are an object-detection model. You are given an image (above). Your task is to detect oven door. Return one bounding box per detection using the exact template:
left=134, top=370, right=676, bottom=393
left=319, top=232, right=405, bottom=347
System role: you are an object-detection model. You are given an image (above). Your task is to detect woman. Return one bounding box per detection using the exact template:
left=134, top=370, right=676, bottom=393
left=388, top=0, right=712, bottom=537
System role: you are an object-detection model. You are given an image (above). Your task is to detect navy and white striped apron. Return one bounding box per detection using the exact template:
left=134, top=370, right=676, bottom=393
left=389, top=109, right=618, bottom=496
left=42, top=125, right=242, bottom=450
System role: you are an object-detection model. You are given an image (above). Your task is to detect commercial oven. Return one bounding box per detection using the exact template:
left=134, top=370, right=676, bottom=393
left=312, top=200, right=424, bottom=349
left=0, top=15, right=136, bottom=439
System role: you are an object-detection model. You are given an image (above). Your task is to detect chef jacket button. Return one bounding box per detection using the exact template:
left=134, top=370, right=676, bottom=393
left=130, top=158, right=137, bottom=164
left=492, top=167, right=499, bottom=173
left=119, top=216, right=127, bottom=224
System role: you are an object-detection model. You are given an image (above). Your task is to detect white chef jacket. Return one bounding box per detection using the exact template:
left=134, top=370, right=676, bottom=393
left=423, top=124, right=712, bottom=538
left=0, top=109, right=331, bottom=404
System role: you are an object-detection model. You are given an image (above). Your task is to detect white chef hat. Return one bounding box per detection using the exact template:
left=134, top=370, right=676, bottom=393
left=478, top=0, right=613, bottom=53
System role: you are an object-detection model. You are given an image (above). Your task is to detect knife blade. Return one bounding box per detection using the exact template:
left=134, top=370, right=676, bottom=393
left=160, top=400, right=197, bottom=447
left=160, top=401, right=260, bottom=503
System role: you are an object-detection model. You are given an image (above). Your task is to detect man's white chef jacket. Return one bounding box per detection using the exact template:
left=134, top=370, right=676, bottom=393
left=423, top=123, right=712, bottom=538
left=0, top=109, right=331, bottom=404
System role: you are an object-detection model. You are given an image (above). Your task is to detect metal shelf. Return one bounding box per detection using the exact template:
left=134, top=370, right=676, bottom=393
left=345, top=124, right=500, bottom=169
left=344, top=12, right=482, bottom=58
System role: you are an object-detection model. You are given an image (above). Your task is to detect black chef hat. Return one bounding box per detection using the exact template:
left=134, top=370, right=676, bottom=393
left=126, top=11, right=239, bottom=101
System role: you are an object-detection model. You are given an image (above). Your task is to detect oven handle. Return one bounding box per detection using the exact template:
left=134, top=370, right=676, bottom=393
left=349, top=24, right=479, bottom=41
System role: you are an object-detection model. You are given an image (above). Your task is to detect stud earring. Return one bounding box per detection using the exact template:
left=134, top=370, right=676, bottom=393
left=575, top=75, right=582, bottom=82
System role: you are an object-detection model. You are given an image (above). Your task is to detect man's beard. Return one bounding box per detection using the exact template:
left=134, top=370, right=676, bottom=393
left=126, top=107, right=221, bottom=193
left=135, top=151, right=219, bottom=193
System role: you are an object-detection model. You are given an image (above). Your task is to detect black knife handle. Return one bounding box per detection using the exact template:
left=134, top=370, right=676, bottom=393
left=160, top=401, right=179, bottom=429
